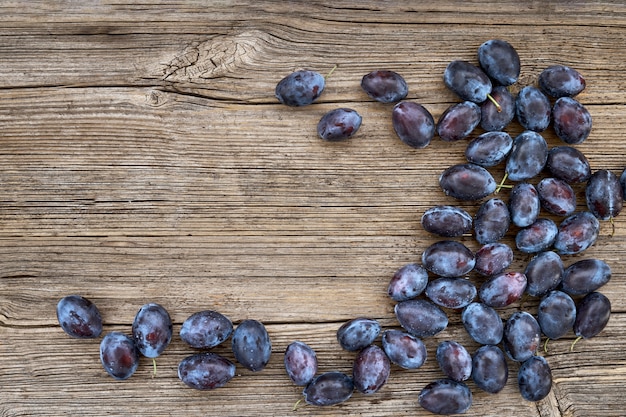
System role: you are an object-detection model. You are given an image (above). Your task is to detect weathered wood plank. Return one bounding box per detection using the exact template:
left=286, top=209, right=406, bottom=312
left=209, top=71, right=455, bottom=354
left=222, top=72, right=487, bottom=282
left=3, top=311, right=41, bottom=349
left=2, top=1, right=626, bottom=416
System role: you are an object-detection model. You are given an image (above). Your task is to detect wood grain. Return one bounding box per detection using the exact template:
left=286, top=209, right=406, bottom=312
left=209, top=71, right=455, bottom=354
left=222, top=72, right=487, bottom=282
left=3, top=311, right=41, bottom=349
left=1, top=1, right=626, bottom=416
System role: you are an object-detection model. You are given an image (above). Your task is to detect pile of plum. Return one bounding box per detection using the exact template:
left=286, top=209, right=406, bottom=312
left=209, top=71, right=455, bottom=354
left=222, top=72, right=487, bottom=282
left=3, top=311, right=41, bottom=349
left=276, top=39, right=617, bottom=414
left=57, top=297, right=271, bottom=389
left=57, top=39, right=618, bottom=415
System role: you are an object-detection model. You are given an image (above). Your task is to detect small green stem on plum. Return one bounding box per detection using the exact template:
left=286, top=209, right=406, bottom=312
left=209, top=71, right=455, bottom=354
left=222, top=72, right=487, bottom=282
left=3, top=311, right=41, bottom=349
left=610, top=216, right=616, bottom=237
left=325, top=65, right=338, bottom=80
left=543, top=337, right=551, bottom=354
left=487, top=93, right=502, bottom=112
left=293, top=398, right=304, bottom=411
left=152, top=358, right=157, bottom=377
left=570, top=336, right=583, bottom=352
left=495, top=172, right=511, bottom=194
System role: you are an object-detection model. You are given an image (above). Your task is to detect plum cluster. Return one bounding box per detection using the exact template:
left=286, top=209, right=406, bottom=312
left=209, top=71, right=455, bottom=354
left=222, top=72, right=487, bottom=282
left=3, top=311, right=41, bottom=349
left=391, top=41, right=615, bottom=414
left=56, top=297, right=272, bottom=389
left=274, top=40, right=616, bottom=414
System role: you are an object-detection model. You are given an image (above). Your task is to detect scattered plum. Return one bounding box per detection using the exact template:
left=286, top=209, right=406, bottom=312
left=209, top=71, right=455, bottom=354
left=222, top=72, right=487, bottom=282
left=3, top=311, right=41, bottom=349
left=439, top=163, right=497, bottom=201
left=232, top=319, right=272, bottom=372
left=180, top=310, right=233, bottom=349
left=56, top=295, right=103, bottom=339
left=275, top=70, right=325, bottom=107
left=436, top=101, right=481, bottom=142
left=517, top=356, right=552, bottom=402
left=284, top=341, right=318, bottom=386
left=395, top=299, right=449, bottom=338
left=381, top=329, right=427, bottom=370
left=477, top=39, right=520, bottom=86
left=336, top=317, right=381, bottom=351
left=553, top=97, right=592, bottom=144
left=99, top=332, right=139, bottom=380
left=353, top=345, right=391, bottom=394
left=539, top=65, right=585, bottom=98
left=178, top=352, right=236, bottom=390
left=361, top=70, right=408, bottom=103
left=132, top=303, right=172, bottom=359
left=392, top=101, right=435, bottom=148
left=317, top=108, right=362, bottom=141
left=462, top=302, right=503, bottom=345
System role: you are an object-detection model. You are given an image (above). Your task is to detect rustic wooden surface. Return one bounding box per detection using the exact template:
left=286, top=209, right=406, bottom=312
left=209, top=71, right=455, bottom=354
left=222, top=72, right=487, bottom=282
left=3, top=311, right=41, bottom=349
left=2, top=1, right=626, bottom=416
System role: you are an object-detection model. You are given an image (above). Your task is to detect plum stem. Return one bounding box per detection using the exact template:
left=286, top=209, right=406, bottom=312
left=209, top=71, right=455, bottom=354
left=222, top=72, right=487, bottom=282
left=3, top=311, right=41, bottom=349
left=543, top=337, right=551, bottom=353
left=293, top=398, right=304, bottom=411
left=610, top=216, right=616, bottom=236
left=570, top=336, right=583, bottom=351
left=325, top=65, right=338, bottom=80
left=152, top=358, right=157, bottom=377
left=487, top=93, right=502, bottom=112
left=494, top=172, right=511, bottom=194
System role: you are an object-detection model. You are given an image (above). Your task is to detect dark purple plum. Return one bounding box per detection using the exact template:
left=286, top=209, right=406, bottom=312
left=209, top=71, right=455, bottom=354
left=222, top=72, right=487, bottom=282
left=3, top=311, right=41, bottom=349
left=554, top=211, right=600, bottom=255
left=426, top=277, right=477, bottom=309
left=574, top=292, right=611, bottom=339
left=392, top=101, right=435, bottom=149
left=275, top=70, right=325, bottom=107
left=506, top=131, right=548, bottom=181
left=422, top=240, right=475, bottom=277
left=479, top=271, right=527, bottom=308
left=395, top=299, right=448, bottom=338
left=516, top=218, right=558, bottom=254
left=480, top=86, right=516, bottom=131
left=586, top=169, right=623, bottom=220
left=178, top=352, right=236, bottom=390
left=465, top=131, right=513, bottom=167
left=381, top=329, right=427, bottom=370
left=317, top=108, right=362, bottom=141
left=524, top=251, right=564, bottom=297
left=537, top=177, right=577, bottom=217
left=462, top=302, right=503, bottom=345
left=353, top=345, right=391, bottom=394
left=56, top=295, right=103, bottom=339
left=474, top=242, right=514, bottom=277
left=336, top=317, right=381, bottom=351
left=439, top=163, right=497, bottom=201
left=561, top=258, right=611, bottom=296
left=503, top=311, right=541, bottom=362
left=518, top=356, right=552, bottom=402
left=436, top=101, right=481, bottom=142
left=547, top=146, right=591, bottom=183
left=515, top=86, right=551, bottom=132
left=509, top=182, right=541, bottom=228
left=553, top=97, right=592, bottom=145
left=443, top=60, right=493, bottom=103
left=179, top=310, right=233, bottom=349
left=472, top=345, right=508, bottom=394
left=284, top=341, right=318, bottom=386
left=361, top=70, right=408, bottom=103
left=537, top=290, right=576, bottom=340
left=303, top=372, right=354, bottom=406
left=387, top=263, right=429, bottom=301
left=539, top=65, right=586, bottom=98
left=621, top=167, right=626, bottom=200
left=477, top=39, right=520, bottom=86
left=232, top=319, right=272, bottom=371
left=421, top=205, right=473, bottom=238
left=436, top=341, right=472, bottom=382
left=99, top=332, right=140, bottom=380
left=418, top=379, right=473, bottom=415
left=474, top=198, right=510, bottom=245
left=132, top=303, right=172, bottom=359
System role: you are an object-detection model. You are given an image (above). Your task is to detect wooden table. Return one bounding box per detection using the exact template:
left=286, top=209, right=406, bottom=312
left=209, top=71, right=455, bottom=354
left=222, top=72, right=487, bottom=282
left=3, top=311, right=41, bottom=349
left=2, top=2, right=625, bottom=416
